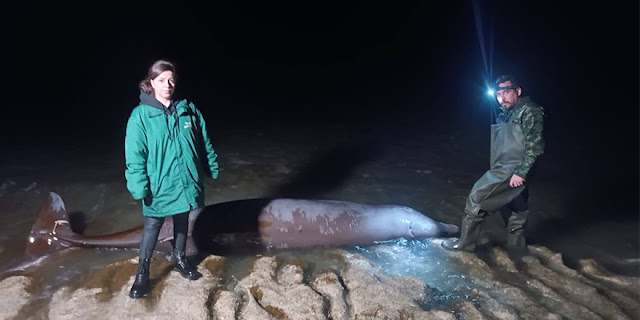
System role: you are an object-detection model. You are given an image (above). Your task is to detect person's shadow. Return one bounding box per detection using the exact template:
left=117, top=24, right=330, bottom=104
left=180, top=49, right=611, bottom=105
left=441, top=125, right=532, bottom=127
left=190, top=140, right=382, bottom=262
left=269, top=141, right=380, bottom=199
left=191, top=197, right=273, bottom=257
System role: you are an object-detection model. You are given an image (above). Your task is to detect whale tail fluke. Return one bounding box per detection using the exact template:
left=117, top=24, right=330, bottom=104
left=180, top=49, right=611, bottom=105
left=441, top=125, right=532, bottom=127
left=24, top=192, right=77, bottom=259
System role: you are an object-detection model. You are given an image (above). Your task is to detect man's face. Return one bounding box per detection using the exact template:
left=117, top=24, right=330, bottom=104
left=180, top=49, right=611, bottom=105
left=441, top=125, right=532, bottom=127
left=496, top=80, right=522, bottom=109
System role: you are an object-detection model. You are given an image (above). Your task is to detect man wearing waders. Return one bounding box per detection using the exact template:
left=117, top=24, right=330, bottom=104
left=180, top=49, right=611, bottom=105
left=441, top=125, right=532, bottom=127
left=442, top=75, right=545, bottom=253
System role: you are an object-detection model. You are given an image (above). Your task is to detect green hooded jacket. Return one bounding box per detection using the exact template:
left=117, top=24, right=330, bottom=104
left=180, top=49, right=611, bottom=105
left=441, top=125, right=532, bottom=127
left=124, top=91, right=219, bottom=217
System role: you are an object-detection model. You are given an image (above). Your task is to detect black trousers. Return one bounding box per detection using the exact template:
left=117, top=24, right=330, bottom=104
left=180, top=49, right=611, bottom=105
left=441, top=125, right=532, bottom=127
left=138, top=211, right=189, bottom=260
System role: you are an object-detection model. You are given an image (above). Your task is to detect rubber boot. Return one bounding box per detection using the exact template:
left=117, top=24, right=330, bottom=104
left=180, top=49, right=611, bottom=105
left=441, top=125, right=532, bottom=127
left=173, top=249, right=202, bottom=280
left=506, top=210, right=529, bottom=254
left=442, top=214, right=483, bottom=252
left=129, top=258, right=151, bottom=299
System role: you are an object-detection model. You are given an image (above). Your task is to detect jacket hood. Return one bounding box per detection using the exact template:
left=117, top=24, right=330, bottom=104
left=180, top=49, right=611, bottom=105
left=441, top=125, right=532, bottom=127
left=139, top=90, right=176, bottom=115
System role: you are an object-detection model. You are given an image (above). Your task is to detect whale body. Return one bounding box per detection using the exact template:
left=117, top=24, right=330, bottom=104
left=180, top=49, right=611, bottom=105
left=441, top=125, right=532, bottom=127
left=23, top=192, right=458, bottom=261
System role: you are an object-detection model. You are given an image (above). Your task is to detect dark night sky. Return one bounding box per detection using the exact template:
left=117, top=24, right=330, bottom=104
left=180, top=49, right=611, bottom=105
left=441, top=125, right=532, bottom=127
left=3, top=1, right=639, bottom=212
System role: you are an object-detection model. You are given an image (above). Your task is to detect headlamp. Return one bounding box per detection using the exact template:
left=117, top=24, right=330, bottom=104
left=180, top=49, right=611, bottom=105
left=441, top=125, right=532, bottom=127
left=495, top=85, right=519, bottom=93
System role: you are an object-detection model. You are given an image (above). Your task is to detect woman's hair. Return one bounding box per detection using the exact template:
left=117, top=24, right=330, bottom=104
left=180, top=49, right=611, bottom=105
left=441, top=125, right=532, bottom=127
left=139, top=60, right=177, bottom=94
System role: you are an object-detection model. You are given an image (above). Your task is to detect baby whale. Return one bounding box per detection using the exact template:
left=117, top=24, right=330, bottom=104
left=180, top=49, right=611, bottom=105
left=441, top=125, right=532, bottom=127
left=23, top=192, right=459, bottom=261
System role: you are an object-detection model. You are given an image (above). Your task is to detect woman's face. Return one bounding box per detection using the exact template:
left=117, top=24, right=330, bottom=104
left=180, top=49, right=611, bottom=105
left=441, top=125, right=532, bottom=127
left=150, top=70, right=176, bottom=101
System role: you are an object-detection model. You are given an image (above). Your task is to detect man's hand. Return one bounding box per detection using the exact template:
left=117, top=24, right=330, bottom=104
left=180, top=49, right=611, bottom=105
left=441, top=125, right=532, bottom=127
left=510, top=174, right=525, bottom=187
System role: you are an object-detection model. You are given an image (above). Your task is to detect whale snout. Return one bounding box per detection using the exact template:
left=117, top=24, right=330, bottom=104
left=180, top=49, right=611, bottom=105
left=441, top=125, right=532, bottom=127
left=438, top=223, right=459, bottom=236
left=409, top=220, right=438, bottom=238
left=393, top=207, right=460, bottom=239
left=409, top=220, right=459, bottom=238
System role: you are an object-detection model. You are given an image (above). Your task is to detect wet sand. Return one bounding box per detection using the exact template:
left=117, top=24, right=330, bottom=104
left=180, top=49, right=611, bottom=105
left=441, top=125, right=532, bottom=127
left=0, top=121, right=637, bottom=318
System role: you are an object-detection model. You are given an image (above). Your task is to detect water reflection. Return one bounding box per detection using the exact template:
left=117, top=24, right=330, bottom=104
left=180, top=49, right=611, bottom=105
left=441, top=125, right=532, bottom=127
left=351, top=238, right=476, bottom=308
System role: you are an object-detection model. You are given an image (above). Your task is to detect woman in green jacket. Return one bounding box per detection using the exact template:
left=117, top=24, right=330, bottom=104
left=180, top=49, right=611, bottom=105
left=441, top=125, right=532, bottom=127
left=124, top=60, right=220, bottom=299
